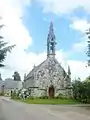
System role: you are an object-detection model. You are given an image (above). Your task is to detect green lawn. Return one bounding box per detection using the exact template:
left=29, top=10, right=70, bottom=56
left=15, top=98, right=81, bottom=105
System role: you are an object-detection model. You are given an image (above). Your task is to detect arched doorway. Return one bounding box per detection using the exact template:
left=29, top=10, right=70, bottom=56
left=48, top=85, right=55, bottom=98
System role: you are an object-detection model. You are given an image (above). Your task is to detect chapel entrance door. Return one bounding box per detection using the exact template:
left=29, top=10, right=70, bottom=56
left=48, top=85, right=55, bottom=98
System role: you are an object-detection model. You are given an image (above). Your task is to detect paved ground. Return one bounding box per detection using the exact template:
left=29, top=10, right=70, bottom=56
left=0, top=97, right=90, bottom=120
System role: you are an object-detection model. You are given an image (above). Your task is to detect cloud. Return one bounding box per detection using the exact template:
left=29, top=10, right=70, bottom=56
left=68, top=18, right=90, bottom=81
left=56, top=50, right=90, bottom=81
left=0, top=0, right=31, bottom=17
left=67, top=60, right=90, bottom=80
left=70, top=19, right=89, bottom=53
left=0, top=50, right=47, bottom=80
left=0, top=0, right=32, bottom=49
left=37, top=1, right=90, bottom=80
left=0, top=48, right=67, bottom=80
left=1, top=48, right=90, bottom=81
left=0, top=0, right=32, bottom=79
left=0, top=0, right=90, bottom=82
left=37, top=0, right=90, bottom=15
left=70, top=19, right=90, bottom=33
left=72, top=37, right=87, bottom=53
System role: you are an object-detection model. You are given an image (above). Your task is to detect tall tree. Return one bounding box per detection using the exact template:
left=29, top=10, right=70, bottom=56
left=13, top=71, right=21, bottom=81
left=0, top=23, right=15, bottom=67
left=85, top=76, right=90, bottom=82
left=72, top=77, right=90, bottom=103
left=0, top=73, right=2, bottom=81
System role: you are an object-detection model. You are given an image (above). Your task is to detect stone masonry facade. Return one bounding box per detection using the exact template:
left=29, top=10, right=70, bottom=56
left=23, top=22, right=72, bottom=97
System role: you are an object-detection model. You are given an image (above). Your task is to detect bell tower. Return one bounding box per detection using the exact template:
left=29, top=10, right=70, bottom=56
left=47, top=22, right=56, bottom=58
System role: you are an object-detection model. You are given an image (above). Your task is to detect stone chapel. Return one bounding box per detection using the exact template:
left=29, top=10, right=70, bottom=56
left=23, top=22, right=72, bottom=97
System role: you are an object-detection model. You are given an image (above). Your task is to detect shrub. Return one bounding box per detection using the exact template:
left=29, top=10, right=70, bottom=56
left=38, top=96, right=48, bottom=99
left=55, top=93, right=69, bottom=99
left=0, top=93, right=4, bottom=96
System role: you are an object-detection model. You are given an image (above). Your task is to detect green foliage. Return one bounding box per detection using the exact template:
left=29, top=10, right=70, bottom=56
left=36, top=94, right=70, bottom=100
left=15, top=98, right=80, bottom=104
left=85, top=76, right=90, bottom=82
left=13, top=71, right=21, bottom=81
left=0, top=24, right=15, bottom=67
left=11, top=91, right=17, bottom=99
left=55, top=93, right=67, bottom=99
left=0, top=93, right=4, bottom=96
left=38, top=96, right=48, bottom=99
left=72, top=77, right=90, bottom=103
left=0, top=73, right=2, bottom=80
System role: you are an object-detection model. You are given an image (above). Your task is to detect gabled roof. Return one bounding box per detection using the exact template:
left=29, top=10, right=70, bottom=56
left=25, top=57, right=67, bottom=80
left=4, top=78, right=22, bottom=89
left=25, top=60, right=46, bottom=80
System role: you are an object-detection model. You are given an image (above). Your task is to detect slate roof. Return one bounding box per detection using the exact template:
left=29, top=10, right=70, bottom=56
left=4, top=78, right=22, bottom=89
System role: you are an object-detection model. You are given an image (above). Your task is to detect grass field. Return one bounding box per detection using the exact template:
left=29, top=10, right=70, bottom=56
left=15, top=98, right=81, bottom=105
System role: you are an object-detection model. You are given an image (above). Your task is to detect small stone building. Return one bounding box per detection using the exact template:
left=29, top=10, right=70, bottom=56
left=4, top=78, right=22, bottom=95
left=24, top=22, right=72, bottom=97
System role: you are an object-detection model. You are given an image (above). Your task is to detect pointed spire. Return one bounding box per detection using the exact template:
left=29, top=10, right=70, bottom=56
left=68, top=66, right=71, bottom=76
left=49, top=22, right=54, bottom=37
left=0, top=73, right=2, bottom=81
left=47, top=22, right=56, bottom=58
left=33, top=64, right=36, bottom=69
left=24, top=73, right=27, bottom=81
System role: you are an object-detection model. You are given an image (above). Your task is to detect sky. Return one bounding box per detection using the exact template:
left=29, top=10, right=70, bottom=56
left=0, top=0, right=90, bottom=81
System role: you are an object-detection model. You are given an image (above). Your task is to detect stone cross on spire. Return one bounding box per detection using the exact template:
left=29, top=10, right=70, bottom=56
left=47, top=22, right=56, bottom=58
